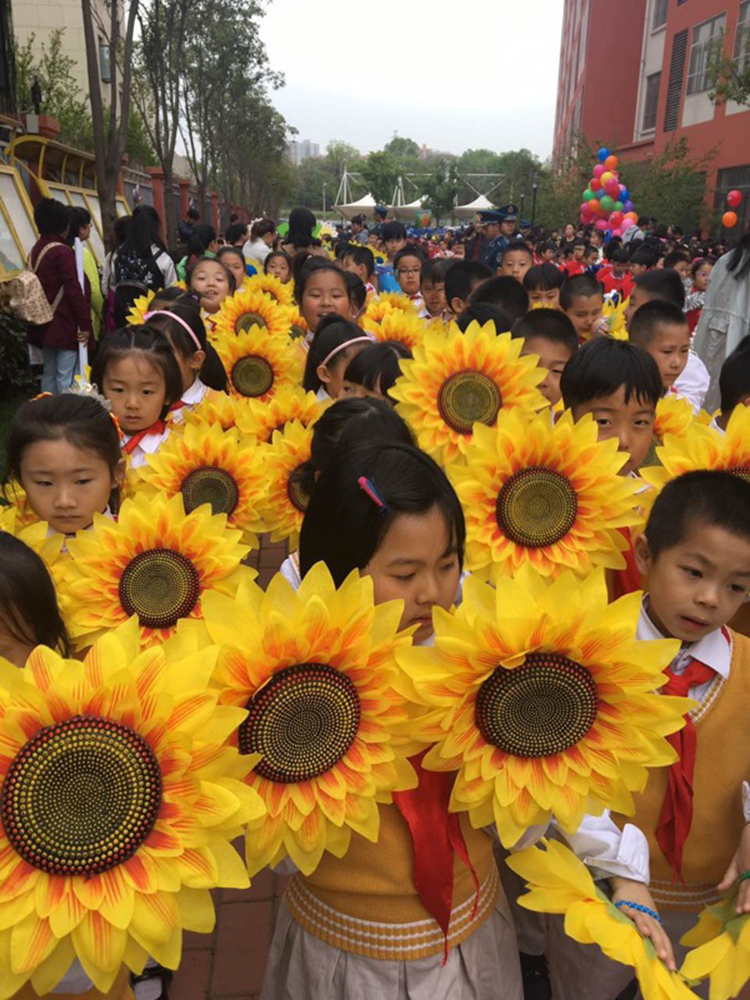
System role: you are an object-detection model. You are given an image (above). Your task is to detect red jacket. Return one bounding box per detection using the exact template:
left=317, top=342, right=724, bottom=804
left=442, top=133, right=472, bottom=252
left=597, top=266, right=634, bottom=300
left=27, top=235, right=92, bottom=350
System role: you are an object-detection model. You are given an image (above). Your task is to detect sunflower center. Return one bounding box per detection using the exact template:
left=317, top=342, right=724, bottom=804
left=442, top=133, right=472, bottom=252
left=180, top=466, right=240, bottom=517
left=1, top=716, right=161, bottom=877
left=436, top=370, right=501, bottom=435
left=289, top=324, right=306, bottom=341
left=238, top=663, right=361, bottom=783
left=119, top=549, right=201, bottom=630
left=496, top=467, right=578, bottom=548
left=235, top=311, right=268, bottom=333
left=730, top=466, right=750, bottom=482
left=231, top=356, right=275, bottom=398
left=287, top=466, right=310, bottom=513
left=476, top=653, right=599, bottom=758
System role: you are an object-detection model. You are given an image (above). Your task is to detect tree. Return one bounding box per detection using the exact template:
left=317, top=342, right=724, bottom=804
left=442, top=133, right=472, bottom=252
left=422, top=156, right=458, bottom=225
left=708, top=52, right=750, bottom=106
left=325, top=140, right=361, bottom=176
left=14, top=30, right=92, bottom=148
left=627, top=138, right=715, bottom=233
left=360, top=150, right=400, bottom=205
left=384, top=136, right=419, bottom=159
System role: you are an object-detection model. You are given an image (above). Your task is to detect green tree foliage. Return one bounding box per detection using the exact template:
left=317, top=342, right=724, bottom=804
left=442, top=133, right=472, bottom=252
left=15, top=30, right=92, bottom=149
left=360, top=150, right=402, bottom=205
left=422, top=156, right=459, bottom=225
left=627, top=139, right=715, bottom=233
left=709, top=53, right=750, bottom=106
left=384, top=136, right=420, bottom=159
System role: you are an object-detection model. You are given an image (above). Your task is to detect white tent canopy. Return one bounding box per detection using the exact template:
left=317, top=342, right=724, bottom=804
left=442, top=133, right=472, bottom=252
left=335, top=193, right=377, bottom=220
left=390, top=196, right=429, bottom=221
left=453, top=194, right=497, bottom=220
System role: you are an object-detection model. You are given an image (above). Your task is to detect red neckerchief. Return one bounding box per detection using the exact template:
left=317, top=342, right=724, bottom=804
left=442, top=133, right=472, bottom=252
left=612, top=527, right=642, bottom=599
left=121, top=420, right=166, bottom=455
left=169, top=399, right=187, bottom=413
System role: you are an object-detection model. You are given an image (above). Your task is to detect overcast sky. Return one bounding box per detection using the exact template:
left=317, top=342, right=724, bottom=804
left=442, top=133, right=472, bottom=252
left=259, top=0, right=565, bottom=159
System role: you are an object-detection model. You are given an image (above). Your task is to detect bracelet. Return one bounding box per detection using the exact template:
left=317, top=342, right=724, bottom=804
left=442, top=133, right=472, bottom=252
left=615, top=900, right=662, bottom=923
left=739, top=871, right=750, bottom=883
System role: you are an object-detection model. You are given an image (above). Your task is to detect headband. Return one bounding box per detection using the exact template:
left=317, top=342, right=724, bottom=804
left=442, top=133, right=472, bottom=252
left=144, top=310, right=203, bottom=353
left=320, top=335, right=374, bottom=370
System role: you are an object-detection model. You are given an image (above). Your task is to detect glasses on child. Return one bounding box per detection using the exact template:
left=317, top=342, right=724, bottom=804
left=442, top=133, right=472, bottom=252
left=397, top=267, right=422, bottom=276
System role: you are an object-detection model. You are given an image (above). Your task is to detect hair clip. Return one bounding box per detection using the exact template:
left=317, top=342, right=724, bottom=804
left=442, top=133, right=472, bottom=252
left=358, top=476, right=389, bottom=515
left=64, top=378, right=113, bottom=412
left=109, top=412, right=124, bottom=442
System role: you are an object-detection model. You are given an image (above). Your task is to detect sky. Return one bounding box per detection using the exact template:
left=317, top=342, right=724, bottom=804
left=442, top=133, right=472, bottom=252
left=258, top=0, right=565, bottom=160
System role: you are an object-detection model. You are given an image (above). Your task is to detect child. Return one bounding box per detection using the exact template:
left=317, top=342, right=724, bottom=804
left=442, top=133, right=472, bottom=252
left=0, top=533, right=70, bottom=667
left=663, top=249, right=692, bottom=283
left=684, top=258, right=713, bottom=332
left=419, top=258, right=451, bottom=320
left=265, top=249, right=293, bottom=283
left=583, top=243, right=601, bottom=271
left=716, top=335, right=750, bottom=433
left=343, top=272, right=368, bottom=318
left=523, top=262, right=565, bottom=309
left=187, top=256, right=236, bottom=318
left=376, top=222, right=408, bottom=293
left=217, top=244, right=248, bottom=291
left=444, top=259, right=493, bottom=316
left=535, top=240, right=556, bottom=264
left=342, top=245, right=376, bottom=298
left=511, top=308, right=578, bottom=406
left=302, top=316, right=372, bottom=401
left=341, top=341, right=412, bottom=403
left=5, top=393, right=125, bottom=534
left=394, top=245, right=425, bottom=307
left=597, top=248, right=634, bottom=300
left=560, top=238, right=587, bottom=277
left=457, top=303, right=517, bottom=334
left=468, top=274, right=529, bottom=324
left=560, top=273, right=608, bottom=342
left=91, top=326, right=183, bottom=468
left=498, top=239, right=534, bottom=283
left=628, top=246, right=655, bottom=278
left=629, top=300, right=691, bottom=397
left=295, top=259, right=356, bottom=337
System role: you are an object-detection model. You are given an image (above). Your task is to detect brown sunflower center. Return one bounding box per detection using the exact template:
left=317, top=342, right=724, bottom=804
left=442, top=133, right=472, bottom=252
left=289, top=324, right=307, bottom=341
left=235, top=311, right=268, bottom=333
left=119, top=549, right=201, bottom=630
left=238, top=663, right=361, bottom=783
left=476, top=653, right=599, bottom=758
left=231, top=356, right=275, bottom=398
left=287, top=465, right=310, bottom=513
left=180, top=466, right=240, bottom=517
left=436, top=369, right=501, bottom=435
left=730, top=466, right=750, bottom=482
left=1, top=716, right=161, bottom=877
left=496, top=467, right=578, bottom=548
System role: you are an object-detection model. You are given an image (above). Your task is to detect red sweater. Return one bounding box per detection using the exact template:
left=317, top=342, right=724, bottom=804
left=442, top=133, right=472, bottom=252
left=598, top=266, right=634, bottom=300
left=27, top=235, right=92, bottom=350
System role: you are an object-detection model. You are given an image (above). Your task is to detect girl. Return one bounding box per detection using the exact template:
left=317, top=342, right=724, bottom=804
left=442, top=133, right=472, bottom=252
left=145, top=300, right=229, bottom=417
left=111, top=206, right=177, bottom=326
left=684, top=257, right=714, bottom=333
left=177, top=222, right=220, bottom=280
left=282, top=206, right=324, bottom=258
left=302, top=316, right=372, bottom=401
left=91, top=326, right=183, bottom=468
left=217, top=244, right=249, bottom=291
left=295, top=259, right=356, bottom=337
left=265, top=249, right=292, bottom=283
left=5, top=393, right=125, bottom=535
left=187, top=256, right=236, bottom=319
left=245, top=218, right=277, bottom=265
left=341, top=341, right=412, bottom=403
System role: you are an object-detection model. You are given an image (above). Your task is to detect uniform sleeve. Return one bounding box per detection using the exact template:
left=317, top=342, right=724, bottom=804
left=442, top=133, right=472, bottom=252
left=158, top=250, right=178, bottom=288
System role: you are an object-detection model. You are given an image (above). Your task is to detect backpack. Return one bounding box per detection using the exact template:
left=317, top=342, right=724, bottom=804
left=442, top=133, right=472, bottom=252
left=112, top=248, right=165, bottom=327
left=0, top=241, right=66, bottom=325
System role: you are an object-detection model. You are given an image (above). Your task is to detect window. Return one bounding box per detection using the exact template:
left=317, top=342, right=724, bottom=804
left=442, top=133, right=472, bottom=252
left=735, top=1, right=750, bottom=72
left=652, top=0, right=668, bottom=31
left=686, top=14, right=726, bottom=95
left=665, top=29, right=689, bottom=130
left=642, top=72, right=661, bottom=131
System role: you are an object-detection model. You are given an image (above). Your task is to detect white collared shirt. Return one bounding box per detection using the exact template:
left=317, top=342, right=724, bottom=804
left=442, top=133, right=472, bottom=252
left=673, top=351, right=710, bottom=413
left=122, top=427, right=171, bottom=469
left=709, top=415, right=726, bottom=436
left=170, top=378, right=209, bottom=424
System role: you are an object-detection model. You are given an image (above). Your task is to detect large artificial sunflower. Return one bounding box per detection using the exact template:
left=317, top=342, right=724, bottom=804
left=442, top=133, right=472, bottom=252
left=181, top=392, right=255, bottom=434
left=390, top=321, right=547, bottom=464
left=213, top=286, right=293, bottom=341
left=364, top=293, right=419, bottom=326
left=214, top=324, right=303, bottom=402
left=244, top=272, right=294, bottom=307
left=681, top=890, right=750, bottom=1000
left=61, top=492, right=251, bottom=650
left=286, top=307, right=309, bottom=342
left=507, top=840, right=698, bottom=1000
left=397, top=567, right=689, bottom=847
left=137, top=420, right=266, bottom=547
left=0, top=619, right=263, bottom=997
left=205, top=564, right=418, bottom=875
left=127, top=281, right=187, bottom=326
left=654, top=395, right=695, bottom=444
left=256, top=419, right=314, bottom=548
left=239, top=386, right=325, bottom=444
left=362, top=307, right=426, bottom=354
left=603, top=297, right=628, bottom=341
left=0, top=505, right=64, bottom=569
left=450, top=411, right=642, bottom=582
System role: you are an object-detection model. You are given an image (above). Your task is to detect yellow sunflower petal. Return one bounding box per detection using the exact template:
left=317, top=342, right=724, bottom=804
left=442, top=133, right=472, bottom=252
left=255, top=419, right=314, bottom=547
left=213, top=323, right=303, bottom=402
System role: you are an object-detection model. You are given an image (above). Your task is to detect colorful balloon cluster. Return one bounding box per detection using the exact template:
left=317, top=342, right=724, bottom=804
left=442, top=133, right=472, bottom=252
left=722, top=189, right=743, bottom=229
left=580, top=147, right=638, bottom=236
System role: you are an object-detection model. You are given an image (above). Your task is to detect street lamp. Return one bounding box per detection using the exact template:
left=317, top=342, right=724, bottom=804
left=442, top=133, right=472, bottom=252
left=531, top=174, right=539, bottom=228
left=322, top=182, right=327, bottom=215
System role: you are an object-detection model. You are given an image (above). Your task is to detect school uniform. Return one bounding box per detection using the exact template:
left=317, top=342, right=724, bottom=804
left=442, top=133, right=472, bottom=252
left=673, top=351, right=710, bottom=413
left=279, top=551, right=302, bottom=590
left=121, top=424, right=170, bottom=469
left=168, top=378, right=210, bottom=424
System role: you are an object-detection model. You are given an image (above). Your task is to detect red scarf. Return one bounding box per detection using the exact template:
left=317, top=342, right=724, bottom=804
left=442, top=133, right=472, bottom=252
left=612, top=527, right=642, bottom=599
left=121, top=420, right=166, bottom=456
left=169, top=399, right=187, bottom=413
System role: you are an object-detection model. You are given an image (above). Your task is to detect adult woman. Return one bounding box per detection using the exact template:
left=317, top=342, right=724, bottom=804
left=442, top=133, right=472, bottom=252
left=243, top=218, right=276, bottom=264
left=110, top=205, right=177, bottom=325
left=281, top=207, right=326, bottom=258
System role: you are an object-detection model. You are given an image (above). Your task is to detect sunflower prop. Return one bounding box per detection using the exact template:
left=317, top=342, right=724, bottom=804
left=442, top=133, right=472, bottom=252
left=508, top=840, right=698, bottom=1000
left=603, top=296, right=629, bottom=340
left=681, top=890, right=750, bottom=1000
left=61, top=492, right=251, bottom=650
left=0, top=505, right=64, bottom=569
left=0, top=620, right=264, bottom=998
left=138, top=420, right=266, bottom=547
left=362, top=307, right=426, bottom=354
left=181, top=391, right=255, bottom=434
left=214, top=324, right=303, bottom=402
left=450, top=411, right=642, bottom=582
left=390, top=322, right=547, bottom=465
left=127, top=281, right=188, bottom=326
left=256, top=419, right=314, bottom=548
left=244, top=272, right=294, bottom=307
left=213, top=286, right=293, bottom=341
left=205, top=564, right=418, bottom=875
left=286, top=306, right=309, bottom=342
left=641, top=396, right=696, bottom=468
left=239, top=385, right=324, bottom=444
left=397, top=567, right=690, bottom=847
left=364, top=293, right=419, bottom=326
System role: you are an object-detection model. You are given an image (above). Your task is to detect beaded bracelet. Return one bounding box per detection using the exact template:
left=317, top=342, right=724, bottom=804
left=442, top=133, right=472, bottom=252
left=739, top=871, right=750, bottom=883
left=615, top=900, right=662, bottom=923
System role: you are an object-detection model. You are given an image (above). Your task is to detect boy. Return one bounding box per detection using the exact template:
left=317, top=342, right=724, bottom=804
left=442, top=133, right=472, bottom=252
left=511, top=308, right=578, bottom=406
left=468, top=274, right=529, bottom=325
left=583, top=244, right=601, bottom=271
left=419, top=258, right=451, bottom=321
left=393, top=245, right=425, bottom=307
left=375, top=222, right=407, bottom=293
left=443, top=259, right=493, bottom=316
left=342, top=245, right=376, bottom=300
left=628, top=246, right=656, bottom=278
left=560, top=273, right=608, bottom=342
left=560, top=238, right=587, bottom=277
left=498, top=239, right=534, bottom=283
left=535, top=240, right=556, bottom=264
left=523, top=263, right=565, bottom=309
left=629, top=300, right=691, bottom=395
left=663, top=249, right=692, bottom=283
left=597, top=247, right=634, bottom=300
left=716, top=335, right=750, bottom=433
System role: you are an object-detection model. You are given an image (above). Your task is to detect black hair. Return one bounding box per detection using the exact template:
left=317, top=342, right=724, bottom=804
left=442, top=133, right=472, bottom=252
left=66, top=206, right=92, bottom=245
left=536, top=240, right=556, bottom=256
left=123, top=205, right=167, bottom=256
left=302, top=316, right=368, bottom=392
left=445, top=260, right=494, bottom=311
left=456, top=302, right=516, bottom=334
left=691, top=257, right=713, bottom=278
left=292, top=398, right=414, bottom=499
left=114, top=215, right=131, bottom=246
left=421, top=258, right=452, bottom=287
left=644, top=471, right=750, bottom=559
left=344, top=271, right=367, bottom=313
left=343, top=245, right=375, bottom=278
left=719, top=335, right=750, bottom=415
left=523, top=263, right=564, bottom=292
left=511, top=309, right=579, bottom=355
left=5, top=394, right=123, bottom=514
left=629, top=247, right=656, bottom=269
left=500, top=239, right=534, bottom=264
left=0, top=533, right=70, bottom=658
left=284, top=207, right=321, bottom=250
left=251, top=218, right=276, bottom=242
left=217, top=244, right=247, bottom=273
left=225, top=222, right=248, bottom=245
left=294, top=258, right=350, bottom=310
left=468, top=274, right=529, bottom=322
left=560, top=337, right=662, bottom=411
left=632, top=269, right=685, bottom=309
left=560, top=273, right=604, bottom=311
left=572, top=238, right=587, bottom=249
left=381, top=221, right=407, bottom=243
left=612, top=248, right=631, bottom=265
left=264, top=249, right=292, bottom=276
left=299, top=441, right=466, bottom=585
left=727, top=233, right=750, bottom=282
left=150, top=286, right=192, bottom=308
left=187, top=207, right=200, bottom=222
left=186, top=224, right=217, bottom=259
left=34, top=197, right=69, bottom=236
left=186, top=256, right=237, bottom=296
left=628, top=300, right=689, bottom=348
left=663, top=250, right=690, bottom=269
left=393, top=246, right=425, bottom=269
left=91, top=325, right=184, bottom=415
left=344, top=342, right=412, bottom=401
left=144, top=300, right=229, bottom=392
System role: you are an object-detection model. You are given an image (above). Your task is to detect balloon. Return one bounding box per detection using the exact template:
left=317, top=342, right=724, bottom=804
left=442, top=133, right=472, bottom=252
left=593, top=164, right=605, bottom=178
left=727, top=190, right=743, bottom=208
left=604, top=155, right=619, bottom=171
left=614, top=201, right=624, bottom=212
left=601, top=172, right=614, bottom=185
left=588, top=199, right=601, bottom=213
left=598, top=147, right=611, bottom=163
left=595, top=219, right=609, bottom=231
left=610, top=211, right=623, bottom=227
left=612, top=228, right=624, bottom=237
left=583, top=189, right=595, bottom=202
left=600, top=195, right=615, bottom=212
left=619, top=187, right=630, bottom=202
left=624, top=212, right=639, bottom=225
left=605, top=179, right=619, bottom=196
left=580, top=203, right=593, bottom=217
left=623, top=200, right=635, bottom=213
left=722, top=211, right=739, bottom=228
left=591, top=178, right=602, bottom=191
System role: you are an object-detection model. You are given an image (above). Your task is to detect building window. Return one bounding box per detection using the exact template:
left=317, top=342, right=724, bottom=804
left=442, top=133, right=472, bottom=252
left=664, top=28, right=689, bottom=130
left=686, top=14, right=726, bottom=95
left=652, top=0, right=668, bottom=31
left=99, top=39, right=112, bottom=84
left=735, top=1, right=750, bottom=71
left=642, top=72, right=661, bottom=131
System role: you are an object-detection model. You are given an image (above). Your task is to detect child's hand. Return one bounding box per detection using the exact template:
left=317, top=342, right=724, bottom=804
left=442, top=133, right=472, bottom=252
left=718, top=822, right=750, bottom=913
left=610, top=877, right=677, bottom=972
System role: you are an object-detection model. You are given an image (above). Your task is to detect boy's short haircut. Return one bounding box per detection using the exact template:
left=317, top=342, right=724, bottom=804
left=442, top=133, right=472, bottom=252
left=584, top=244, right=599, bottom=257
left=719, top=335, right=750, bottom=414
left=644, top=470, right=750, bottom=559
left=523, top=262, right=565, bottom=292
left=381, top=221, right=407, bottom=243
left=467, top=274, right=529, bottom=322
left=511, top=309, right=579, bottom=355
left=536, top=240, right=555, bottom=256
left=573, top=238, right=587, bottom=249
left=560, top=337, right=662, bottom=411
left=628, top=299, right=689, bottom=347
left=393, top=245, right=426, bottom=269
left=559, top=273, right=604, bottom=311
left=612, top=248, right=631, bottom=264
left=629, top=247, right=657, bottom=269
left=343, top=271, right=367, bottom=313
left=456, top=302, right=517, bottom=334
left=444, top=260, right=493, bottom=309
left=500, top=239, right=534, bottom=264
left=421, top=258, right=452, bottom=287
left=343, top=244, right=375, bottom=278
left=633, top=269, right=686, bottom=309
left=663, top=249, right=690, bottom=269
